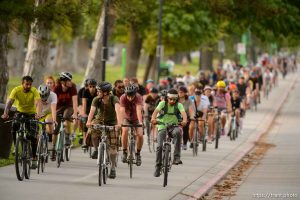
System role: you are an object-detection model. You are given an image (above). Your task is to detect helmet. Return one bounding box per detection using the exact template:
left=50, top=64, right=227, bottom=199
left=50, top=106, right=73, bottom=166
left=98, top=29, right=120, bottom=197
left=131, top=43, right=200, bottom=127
left=229, top=83, right=237, bottom=91
left=216, top=80, right=226, bottom=88
left=59, top=72, right=72, bottom=81
left=159, top=89, right=168, bottom=97
left=96, top=81, right=112, bottom=92
left=38, top=84, right=50, bottom=101
left=87, top=78, right=97, bottom=86
left=124, top=84, right=137, bottom=96
left=84, top=79, right=89, bottom=87
left=150, top=87, right=158, bottom=93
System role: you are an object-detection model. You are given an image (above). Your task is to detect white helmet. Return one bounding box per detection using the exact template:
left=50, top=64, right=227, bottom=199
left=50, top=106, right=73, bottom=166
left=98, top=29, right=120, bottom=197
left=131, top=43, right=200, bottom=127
left=38, top=84, right=50, bottom=101
left=59, top=72, right=72, bottom=81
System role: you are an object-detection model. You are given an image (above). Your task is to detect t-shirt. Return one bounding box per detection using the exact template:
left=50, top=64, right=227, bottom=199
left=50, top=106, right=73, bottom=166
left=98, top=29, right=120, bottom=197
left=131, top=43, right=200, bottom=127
left=77, top=87, right=85, bottom=106
left=155, top=101, right=185, bottom=131
left=231, top=97, right=241, bottom=109
left=54, top=83, right=77, bottom=109
left=91, top=95, right=119, bottom=125
left=179, top=99, right=193, bottom=118
left=41, top=91, right=57, bottom=116
left=9, top=85, right=40, bottom=114
left=214, top=92, right=230, bottom=109
left=144, top=95, right=159, bottom=115
left=82, top=89, right=97, bottom=114
left=119, top=93, right=143, bottom=121
left=237, top=83, right=247, bottom=97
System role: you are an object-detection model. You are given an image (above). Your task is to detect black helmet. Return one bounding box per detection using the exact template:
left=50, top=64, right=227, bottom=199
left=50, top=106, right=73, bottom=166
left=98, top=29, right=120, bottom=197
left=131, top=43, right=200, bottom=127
left=84, top=79, right=89, bottom=87
left=87, top=78, right=97, bottom=86
left=159, top=89, right=168, bottom=97
left=96, top=81, right=112, bottom=92
left=124, top=84, right=137, bottom=96
left=59, top=72, right=72, bottom=81
left=38, top=84, right=50, bottom=101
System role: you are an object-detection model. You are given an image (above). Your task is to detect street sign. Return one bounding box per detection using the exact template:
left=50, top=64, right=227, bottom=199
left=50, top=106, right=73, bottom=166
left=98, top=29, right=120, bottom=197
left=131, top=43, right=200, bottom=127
left=237, top=43, right=246, bottom=55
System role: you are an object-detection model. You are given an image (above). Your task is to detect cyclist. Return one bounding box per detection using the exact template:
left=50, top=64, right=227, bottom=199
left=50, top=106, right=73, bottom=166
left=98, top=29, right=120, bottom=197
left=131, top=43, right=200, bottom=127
left=112, top=80, right=125, bottom=99
left=45, top=76, right=56, bottom=91
left=86, top=81, right=120, bottom=179
left=1, top=76, right=42, bottom=169
left=80, top=78, right=97, bottom=148
left=144, top=87, right=160, bottom=142
left=53, top=72, right=78, bottom=149
left=229, top=90, right=241, bottom=129
left=263, top=68, right=273, bottom=97
left=119, top=84, right=143, bottom=166
left=177, top=86, right=193, bottom=150
left=151, top=89, right=187, bottom=177
left=203, top=86, right=215, bottom=143
left=37, top=84, right=58, bottom=160
left=213, top=80, right=232, bottom=136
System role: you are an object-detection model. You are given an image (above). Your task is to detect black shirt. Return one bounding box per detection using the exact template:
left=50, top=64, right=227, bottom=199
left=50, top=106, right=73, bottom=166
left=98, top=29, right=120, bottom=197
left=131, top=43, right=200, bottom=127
left=78, top=87, right=85, bottom=106
left=82, top=89, right=97, bottom=114
left=231, top=97, right=241, bottom=109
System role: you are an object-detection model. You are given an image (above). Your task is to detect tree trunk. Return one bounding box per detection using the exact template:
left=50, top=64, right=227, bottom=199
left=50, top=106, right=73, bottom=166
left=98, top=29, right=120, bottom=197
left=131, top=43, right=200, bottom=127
left=125, top=24, right=143, bottom=78
left=0, top=20, right=9, bottom=103
left=143, top=54, right=155, bottom=83
left=83, top=8, right=104, bottom=82
left=199, top=45, right=213, bottom=71
left=23, top=0, right=49, bottom=87
left=7, top=32, right=25, bottom=76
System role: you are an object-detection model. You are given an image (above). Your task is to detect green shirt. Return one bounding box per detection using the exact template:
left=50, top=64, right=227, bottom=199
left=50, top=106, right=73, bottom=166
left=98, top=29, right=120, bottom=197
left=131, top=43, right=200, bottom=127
left=91, top=95, right=119, bottom=125
left=9, top=86, right=40, bottom=114
left=155, top=101, right=185, bottom=131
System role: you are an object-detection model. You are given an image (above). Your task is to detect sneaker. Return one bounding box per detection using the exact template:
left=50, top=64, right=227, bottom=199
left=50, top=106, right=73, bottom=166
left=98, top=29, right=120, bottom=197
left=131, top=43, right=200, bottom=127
left=91, top=150, right=98, bottom=159
left=109, top=169, right=116, bottom=179
left=182, top=144, right=187, bottom=150
left=136, top=154, right=142, bottom=166
left=189, top=143, right=193, bottom=149
left=172, top=159, right=183, bottom=165
left=122, top=152, right=128, bottom=163
left=154, top=167, right=161, bottom=177
left=81, top=144, right=88, bottom=149
left=71, top=133, right=76, bottom=141
left=31, top=160, right=37, bottom=169
left=51, top=150, right=56, bottom=161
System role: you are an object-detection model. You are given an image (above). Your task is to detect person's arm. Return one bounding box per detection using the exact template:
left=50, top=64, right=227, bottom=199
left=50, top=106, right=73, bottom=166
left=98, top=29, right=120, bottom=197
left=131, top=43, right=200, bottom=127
left=143, top=103, right=149, bottom=117
left=81, top=98, right=87, bottom=116
left=115, top=102, right=121, bottom=126
left=86, top=106, right=96, bottom=127
left=51, top=103, right=57, bottom=123
left=1, top=98, right=15, bottom=119
left=119, top=106, right=125, bottom=125
left=35, top=99, right=42, bottom=118
left=72, top=95, right=78, bottom=118
left=136, top=104, right=143, bottom=124
left=150, top=109, right=160, bottom=124
left=180, top=109, right=188, bottom=126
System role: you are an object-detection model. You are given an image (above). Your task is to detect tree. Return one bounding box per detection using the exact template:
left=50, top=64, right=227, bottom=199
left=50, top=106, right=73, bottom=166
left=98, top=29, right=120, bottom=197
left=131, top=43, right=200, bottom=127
left=0, top=20, right=9, bottom=103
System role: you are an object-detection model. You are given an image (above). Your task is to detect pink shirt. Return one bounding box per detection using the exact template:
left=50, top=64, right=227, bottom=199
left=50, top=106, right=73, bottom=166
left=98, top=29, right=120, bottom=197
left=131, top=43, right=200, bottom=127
left=120, top=93, right=143, bottom=121
left=214, top=92, right=230, bottom=109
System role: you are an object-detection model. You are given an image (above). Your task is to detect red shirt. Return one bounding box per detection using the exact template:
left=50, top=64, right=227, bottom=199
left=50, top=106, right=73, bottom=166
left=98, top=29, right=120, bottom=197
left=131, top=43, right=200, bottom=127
left=119, top=93, right=143, bottom=121
left=54, top=83, right=77, bottom=109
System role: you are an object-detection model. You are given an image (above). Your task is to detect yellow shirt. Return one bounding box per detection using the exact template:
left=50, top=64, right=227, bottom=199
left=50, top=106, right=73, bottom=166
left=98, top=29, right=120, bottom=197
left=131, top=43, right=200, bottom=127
left=9, top=86, right=40, bottom=114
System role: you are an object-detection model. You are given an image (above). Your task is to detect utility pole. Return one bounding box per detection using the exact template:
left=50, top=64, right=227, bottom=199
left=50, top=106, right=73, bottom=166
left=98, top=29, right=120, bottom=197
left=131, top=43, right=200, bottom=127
left=101, top=0, right=109, bottom=81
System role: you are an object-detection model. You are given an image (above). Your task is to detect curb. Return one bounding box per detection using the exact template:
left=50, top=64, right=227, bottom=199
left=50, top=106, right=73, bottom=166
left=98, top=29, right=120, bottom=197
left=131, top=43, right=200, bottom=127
left=179, top=74, right=299, bottom=200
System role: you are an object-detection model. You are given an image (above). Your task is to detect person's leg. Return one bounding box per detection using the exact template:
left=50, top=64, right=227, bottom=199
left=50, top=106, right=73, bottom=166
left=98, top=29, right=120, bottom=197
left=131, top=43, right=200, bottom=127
left=172, top=127, right=182, bottom=164
left=154, top=129, right=165, bottom=177
left=135, top=126, right=143, bottom=166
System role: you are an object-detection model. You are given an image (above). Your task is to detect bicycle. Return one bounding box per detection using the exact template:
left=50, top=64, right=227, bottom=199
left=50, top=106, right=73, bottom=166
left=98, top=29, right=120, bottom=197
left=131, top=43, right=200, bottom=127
left=228, top=107, right=237, bottom=141
left=190, top=118, right=200, bottom=156
left=92, top=124, right=115, bottom=186
left=214, top=108, right=222, bottom=149
left=34, top=120, right=53, bottom=174
left=6, top=115, right=35, bottom=181
left=156, top=122, right=180, bottom=187
left=121, top=123, right=143, bottom=179
left=56, top=115, right=73, bottom=168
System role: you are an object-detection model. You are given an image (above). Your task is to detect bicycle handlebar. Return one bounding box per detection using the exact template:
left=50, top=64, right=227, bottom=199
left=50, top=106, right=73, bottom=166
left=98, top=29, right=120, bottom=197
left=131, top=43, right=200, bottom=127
left=92, top=124, right=116, bottom=131
left=121, top=124, right=143, bottom=128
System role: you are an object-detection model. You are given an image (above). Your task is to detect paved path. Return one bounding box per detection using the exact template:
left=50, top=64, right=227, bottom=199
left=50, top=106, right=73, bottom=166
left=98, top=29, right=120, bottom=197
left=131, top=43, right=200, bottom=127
left=0, top=71, right=298, bottom=200
left=230, top=75, right=300, bottom=200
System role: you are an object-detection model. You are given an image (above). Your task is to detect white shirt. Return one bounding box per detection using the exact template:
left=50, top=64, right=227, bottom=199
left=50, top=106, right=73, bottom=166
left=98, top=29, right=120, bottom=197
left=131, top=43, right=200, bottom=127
left=41, top=91, right=57, bottom=116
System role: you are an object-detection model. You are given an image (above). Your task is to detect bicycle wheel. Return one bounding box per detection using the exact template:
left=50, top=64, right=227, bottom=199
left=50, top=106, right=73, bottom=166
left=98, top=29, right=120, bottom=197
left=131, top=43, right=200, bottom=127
left=57, top=151, right=61, bottom=168
left=163, top=144, right=170, bottom=187
left=98, top=144, right=104, bottom=186
left=193, top=129, right=198, bottom=156
left=202, top=129, right=207, bottom=152
left=41, top=138, right=48, bottom=172
left=103, top=147, right=108, bottom=185
left=24, top=142, right=31, bottom=179
left=152, top=126, right=157, bottom=153
left=129, top=140, right=134, bottom=179
left=215, top=122, right=220, bottom=149
left=15, top=136, right=24, bottom=181
left=37, top=138, right=42, bottom=174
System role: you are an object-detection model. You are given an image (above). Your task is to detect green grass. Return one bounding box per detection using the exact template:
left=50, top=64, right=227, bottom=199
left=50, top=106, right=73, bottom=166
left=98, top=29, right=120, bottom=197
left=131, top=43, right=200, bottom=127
left=0, top=146, right=14, bottom=167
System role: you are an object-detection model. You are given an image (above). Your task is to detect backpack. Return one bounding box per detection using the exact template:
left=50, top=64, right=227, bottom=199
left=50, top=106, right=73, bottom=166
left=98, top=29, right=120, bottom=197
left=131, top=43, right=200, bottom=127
left=157, top=101, right=182, bottom=121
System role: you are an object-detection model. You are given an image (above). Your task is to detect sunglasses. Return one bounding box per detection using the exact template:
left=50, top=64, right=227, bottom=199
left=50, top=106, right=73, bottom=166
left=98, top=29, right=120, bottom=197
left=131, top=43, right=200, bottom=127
left=118, top=86, right=125, bottom=89
left=89, top=85, right=96, bottom=88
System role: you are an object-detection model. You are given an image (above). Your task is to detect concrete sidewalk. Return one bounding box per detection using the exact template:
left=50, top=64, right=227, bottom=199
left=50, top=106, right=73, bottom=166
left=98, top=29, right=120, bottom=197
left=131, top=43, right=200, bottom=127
left=173, top=72, right=299, bottom=200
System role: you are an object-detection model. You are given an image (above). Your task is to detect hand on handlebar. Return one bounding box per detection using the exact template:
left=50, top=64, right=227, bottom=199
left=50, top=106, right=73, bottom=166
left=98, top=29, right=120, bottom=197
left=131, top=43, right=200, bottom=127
left=151, top=119, right=157, bottom=125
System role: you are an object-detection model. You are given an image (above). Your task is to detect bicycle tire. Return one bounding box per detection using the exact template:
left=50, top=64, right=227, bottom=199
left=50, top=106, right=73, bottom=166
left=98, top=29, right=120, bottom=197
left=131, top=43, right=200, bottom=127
left=163, top=144, right=170, bottom=187
left=24, top=142, right=31, bottom=179
left=103, top=145, right=108, bottom=185
left=152, top=125, right=157, bottom=153
left=37, top=138, right=42, bottom=174
left=202, top=137, right=207, bottom=152
left=193, top=129, right=198, bottom=156
left=57, top=151, right=61, bottom=168
left=41, top=138, right=48, bottom=172
left=98, top=144, right=104, bottom=186
left=215, top=122, right=220, bottom=149
left=15, top=136, right=24, bottom=181
left=129, top=140, right=134, bottom=179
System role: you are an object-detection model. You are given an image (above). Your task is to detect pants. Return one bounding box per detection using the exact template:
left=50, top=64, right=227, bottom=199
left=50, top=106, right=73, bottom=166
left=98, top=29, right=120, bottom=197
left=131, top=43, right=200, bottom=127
left=156, top=127, right=181, bottom=167
left=182, top=121, right=190, bottom=145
